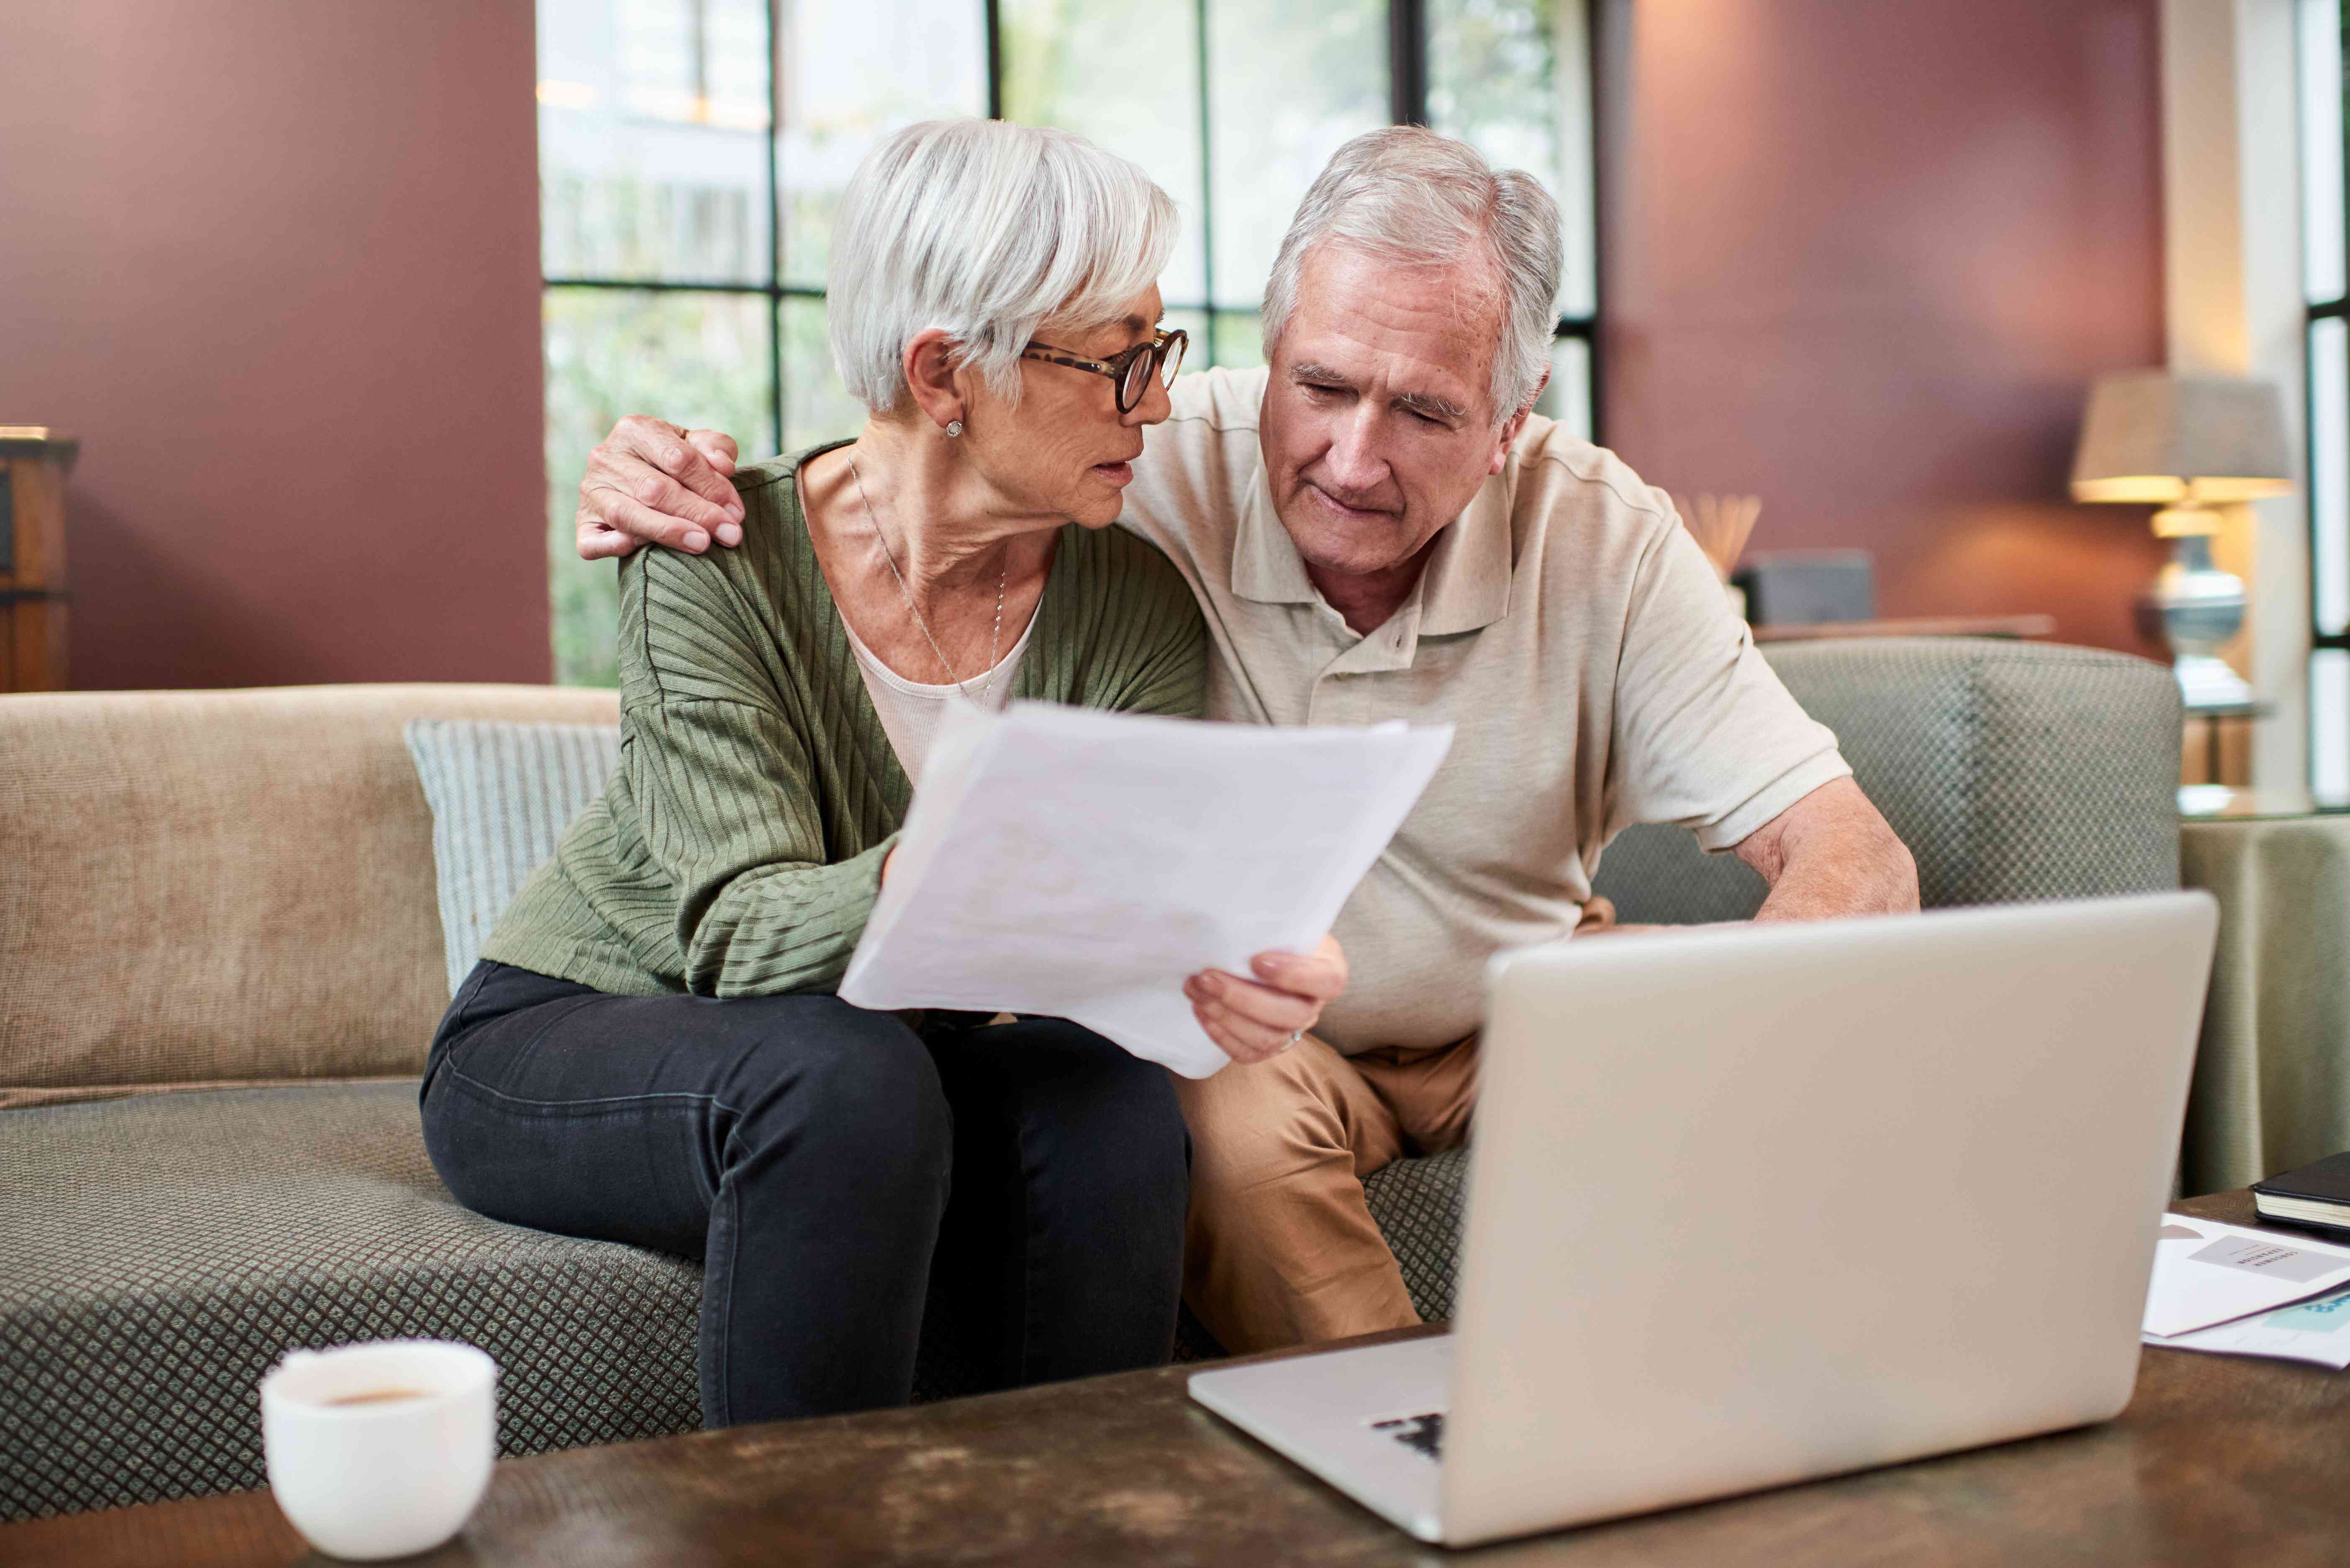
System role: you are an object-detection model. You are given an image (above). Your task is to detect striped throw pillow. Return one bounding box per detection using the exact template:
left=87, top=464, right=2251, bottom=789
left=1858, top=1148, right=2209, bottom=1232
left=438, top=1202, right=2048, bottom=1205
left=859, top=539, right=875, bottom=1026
left=403, top=719, right=621, bottom=996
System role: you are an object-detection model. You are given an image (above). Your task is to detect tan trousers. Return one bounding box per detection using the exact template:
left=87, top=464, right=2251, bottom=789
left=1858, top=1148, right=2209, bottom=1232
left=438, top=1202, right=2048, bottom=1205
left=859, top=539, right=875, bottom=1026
left=1172, top=901, right=1619, bottom=1353
left=1172, top=1033, right=1479, bottom=1354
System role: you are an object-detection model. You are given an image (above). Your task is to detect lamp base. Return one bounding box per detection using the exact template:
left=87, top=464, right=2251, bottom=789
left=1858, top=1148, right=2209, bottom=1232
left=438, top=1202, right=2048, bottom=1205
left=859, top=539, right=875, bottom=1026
left=2136, top=533, right=2250, bottom=713
left=2171, top=653, right=2253, bottom=711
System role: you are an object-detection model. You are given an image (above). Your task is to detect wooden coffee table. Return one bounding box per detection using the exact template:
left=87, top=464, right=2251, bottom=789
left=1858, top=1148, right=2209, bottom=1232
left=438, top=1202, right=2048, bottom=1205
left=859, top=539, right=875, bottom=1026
left=10, top=1191, right=2350, bottom=1566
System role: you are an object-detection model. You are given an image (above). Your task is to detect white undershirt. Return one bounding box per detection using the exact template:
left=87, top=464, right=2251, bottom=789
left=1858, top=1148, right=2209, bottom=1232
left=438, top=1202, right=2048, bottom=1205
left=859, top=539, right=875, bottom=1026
left=801, top=465, right=1039, bottom=782
left=842, top=610, right=1037, bottom=783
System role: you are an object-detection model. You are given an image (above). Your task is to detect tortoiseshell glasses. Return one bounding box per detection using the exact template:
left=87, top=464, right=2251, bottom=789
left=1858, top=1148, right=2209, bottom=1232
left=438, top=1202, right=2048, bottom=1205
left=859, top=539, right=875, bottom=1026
left=1019, top=328, right=1189, bottom=413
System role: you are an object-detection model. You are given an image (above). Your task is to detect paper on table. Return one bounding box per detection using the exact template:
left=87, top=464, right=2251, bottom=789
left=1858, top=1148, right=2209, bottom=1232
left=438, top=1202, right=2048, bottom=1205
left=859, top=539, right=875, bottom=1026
left=838, top=701, right=1454, bottom=1078
left=2140, top=1214, right=2350, bottom=1338
left=2147, top=1283, right=2350, bottom=1369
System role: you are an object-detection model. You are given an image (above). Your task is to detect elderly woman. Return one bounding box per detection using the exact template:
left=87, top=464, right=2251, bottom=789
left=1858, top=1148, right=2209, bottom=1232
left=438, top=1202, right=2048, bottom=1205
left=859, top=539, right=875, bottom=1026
left=423, top=119, right=1346, bottom=1427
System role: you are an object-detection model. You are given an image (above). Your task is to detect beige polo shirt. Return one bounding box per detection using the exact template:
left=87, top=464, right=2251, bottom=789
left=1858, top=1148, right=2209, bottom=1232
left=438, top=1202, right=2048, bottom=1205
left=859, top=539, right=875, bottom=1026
left=1116, top=366, right=1851, bottom=1054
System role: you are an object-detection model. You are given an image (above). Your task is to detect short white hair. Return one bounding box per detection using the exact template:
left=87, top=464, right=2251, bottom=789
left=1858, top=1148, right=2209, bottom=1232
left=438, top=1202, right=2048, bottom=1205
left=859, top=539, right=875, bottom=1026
left=1261, top=127, right=1563, bottom=421
left=828, top=120, right=1179, bottom=413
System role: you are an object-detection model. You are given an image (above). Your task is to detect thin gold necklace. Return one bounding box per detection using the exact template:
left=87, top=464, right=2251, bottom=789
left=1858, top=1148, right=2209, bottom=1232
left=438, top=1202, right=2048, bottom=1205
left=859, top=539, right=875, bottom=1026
left=847, top=457, right=1008, bottom=705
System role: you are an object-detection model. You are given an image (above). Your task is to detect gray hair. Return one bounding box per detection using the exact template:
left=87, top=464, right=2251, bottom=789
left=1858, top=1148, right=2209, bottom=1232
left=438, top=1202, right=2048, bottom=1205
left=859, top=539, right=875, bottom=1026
left=1261, top=126, right=1563, bottom=421
left=828, top=119, right=1179, bottom=413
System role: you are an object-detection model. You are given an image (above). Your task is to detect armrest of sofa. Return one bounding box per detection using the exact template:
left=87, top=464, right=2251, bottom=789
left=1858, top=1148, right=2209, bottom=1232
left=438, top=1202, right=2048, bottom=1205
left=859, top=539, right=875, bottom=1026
left=1591, top=638, right=2184, bottom=924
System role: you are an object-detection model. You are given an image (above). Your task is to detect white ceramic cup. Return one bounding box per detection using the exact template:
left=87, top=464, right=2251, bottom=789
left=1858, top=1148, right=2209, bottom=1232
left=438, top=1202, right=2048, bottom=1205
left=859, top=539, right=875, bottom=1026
left=259, top=1339, right=498, bottom=1561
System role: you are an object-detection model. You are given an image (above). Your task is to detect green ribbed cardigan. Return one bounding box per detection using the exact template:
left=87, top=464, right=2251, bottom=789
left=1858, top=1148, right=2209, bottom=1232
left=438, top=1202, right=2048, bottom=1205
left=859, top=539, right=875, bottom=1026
left=483, top=442, right=1208, bottom=997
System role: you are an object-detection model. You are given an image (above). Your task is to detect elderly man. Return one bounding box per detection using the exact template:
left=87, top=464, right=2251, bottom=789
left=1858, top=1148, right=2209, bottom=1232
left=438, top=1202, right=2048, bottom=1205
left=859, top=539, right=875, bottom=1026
left=572, top=126, right=1919, bottom=1355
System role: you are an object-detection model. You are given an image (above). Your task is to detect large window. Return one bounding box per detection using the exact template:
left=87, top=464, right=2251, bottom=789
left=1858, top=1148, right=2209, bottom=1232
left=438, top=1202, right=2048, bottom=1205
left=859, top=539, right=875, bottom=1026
left=539, top=0, right=1600, bottom=684
left=2308, top=0, right=2350, bottom=803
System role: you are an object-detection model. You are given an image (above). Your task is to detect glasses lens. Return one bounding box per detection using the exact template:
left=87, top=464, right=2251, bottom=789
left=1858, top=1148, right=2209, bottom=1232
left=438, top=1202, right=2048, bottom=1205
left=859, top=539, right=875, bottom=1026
left=1121, top=347, right=1152, bottom=409
left=1159, top=332, right=1186, bottom=385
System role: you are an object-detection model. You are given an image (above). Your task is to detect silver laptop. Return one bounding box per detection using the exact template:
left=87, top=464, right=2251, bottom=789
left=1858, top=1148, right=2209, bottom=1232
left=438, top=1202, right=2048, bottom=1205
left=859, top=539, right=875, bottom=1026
left=1189, top=892, right=2218, bottom=1548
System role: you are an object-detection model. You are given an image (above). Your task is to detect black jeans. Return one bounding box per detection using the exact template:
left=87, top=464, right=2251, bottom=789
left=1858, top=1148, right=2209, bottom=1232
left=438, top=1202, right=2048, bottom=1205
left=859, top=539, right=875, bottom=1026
left=421, top=961, right=1189, bottom=1427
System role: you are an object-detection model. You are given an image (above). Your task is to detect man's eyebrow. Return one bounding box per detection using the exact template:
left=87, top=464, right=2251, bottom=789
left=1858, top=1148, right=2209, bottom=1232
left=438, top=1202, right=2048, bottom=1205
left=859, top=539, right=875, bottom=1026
left=1395, top=390, right=1470, bottom=424
left=1291, top=363, right=1467, bottom=422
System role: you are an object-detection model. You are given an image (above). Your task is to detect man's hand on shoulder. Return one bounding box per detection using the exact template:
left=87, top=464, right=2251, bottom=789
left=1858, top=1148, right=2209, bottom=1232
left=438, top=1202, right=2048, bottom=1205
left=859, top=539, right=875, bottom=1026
left=575, top=416, right=747, bottom=562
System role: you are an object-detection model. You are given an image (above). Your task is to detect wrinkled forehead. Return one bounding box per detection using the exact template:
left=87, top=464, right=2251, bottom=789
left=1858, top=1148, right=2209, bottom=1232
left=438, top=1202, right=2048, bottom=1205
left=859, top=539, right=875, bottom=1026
left=1284, top=243, right=1504, bottom=400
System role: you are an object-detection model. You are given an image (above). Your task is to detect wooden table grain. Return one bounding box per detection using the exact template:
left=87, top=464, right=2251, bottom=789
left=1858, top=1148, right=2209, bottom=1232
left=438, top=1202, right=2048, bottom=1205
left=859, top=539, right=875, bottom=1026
left=7, top=1191, right=2347, bottom=1567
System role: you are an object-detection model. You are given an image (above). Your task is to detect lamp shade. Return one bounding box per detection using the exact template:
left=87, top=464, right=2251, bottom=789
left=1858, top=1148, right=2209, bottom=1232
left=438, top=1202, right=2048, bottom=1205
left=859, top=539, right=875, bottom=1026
left=2069, top=370, right=2294, bottom=504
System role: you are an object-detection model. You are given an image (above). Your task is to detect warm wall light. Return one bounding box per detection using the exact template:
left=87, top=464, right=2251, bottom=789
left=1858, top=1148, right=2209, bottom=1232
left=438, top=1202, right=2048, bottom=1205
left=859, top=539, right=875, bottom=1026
left=2070, top=371, right=2293, bottom=709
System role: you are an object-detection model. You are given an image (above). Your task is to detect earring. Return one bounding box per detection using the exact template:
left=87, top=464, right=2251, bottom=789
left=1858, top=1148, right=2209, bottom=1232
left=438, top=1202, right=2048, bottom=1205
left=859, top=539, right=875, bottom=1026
left=945, top=420, right=964, bottom=438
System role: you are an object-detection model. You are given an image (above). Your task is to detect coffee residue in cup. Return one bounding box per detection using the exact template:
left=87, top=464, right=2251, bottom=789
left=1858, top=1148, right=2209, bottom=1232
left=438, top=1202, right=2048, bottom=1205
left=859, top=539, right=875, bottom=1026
left=321, top=1388, right=431, bottom=1407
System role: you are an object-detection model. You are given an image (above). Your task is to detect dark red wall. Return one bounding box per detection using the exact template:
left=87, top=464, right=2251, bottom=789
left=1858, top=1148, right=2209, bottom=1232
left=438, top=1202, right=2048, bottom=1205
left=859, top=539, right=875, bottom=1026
left=1601, top=0, right=2172, bottom=653
left=0, top=2, right=550, bottom=689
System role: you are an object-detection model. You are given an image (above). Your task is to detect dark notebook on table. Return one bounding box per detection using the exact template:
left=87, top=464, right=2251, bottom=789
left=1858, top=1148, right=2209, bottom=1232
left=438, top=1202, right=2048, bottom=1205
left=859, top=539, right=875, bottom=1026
left=2252, top=1153, right=2350, bottom=1237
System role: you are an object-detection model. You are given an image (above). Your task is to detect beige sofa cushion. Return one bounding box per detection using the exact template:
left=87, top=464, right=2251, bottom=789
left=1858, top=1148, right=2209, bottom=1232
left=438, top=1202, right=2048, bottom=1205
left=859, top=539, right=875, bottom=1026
left=0, top=684, right=619, bottom=1105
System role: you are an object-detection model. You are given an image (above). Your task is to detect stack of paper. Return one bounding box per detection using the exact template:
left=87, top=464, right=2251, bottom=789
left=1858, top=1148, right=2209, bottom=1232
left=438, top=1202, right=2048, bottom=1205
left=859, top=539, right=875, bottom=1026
left=2158, top=1287, right=2350, bottom=1369
left=839, top=702, right=1453, bottom=1077
left=2140, top=1214, right=2350, bottom=1368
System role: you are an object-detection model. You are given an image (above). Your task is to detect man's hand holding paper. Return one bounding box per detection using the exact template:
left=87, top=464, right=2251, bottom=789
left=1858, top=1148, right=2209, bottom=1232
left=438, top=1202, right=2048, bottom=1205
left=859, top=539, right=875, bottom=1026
left=840, top=702, right=1451, bottom=1077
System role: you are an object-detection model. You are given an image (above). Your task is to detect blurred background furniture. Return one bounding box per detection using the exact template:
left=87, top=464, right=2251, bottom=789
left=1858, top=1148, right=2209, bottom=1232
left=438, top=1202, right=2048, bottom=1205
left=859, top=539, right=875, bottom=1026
left=2176, top=796, right=2350, bottom=1197
left=2179, top=701, right=2273, bottom=789
left=0, top=428, right=74, bottom=693
left=1733, top=549, right=1877, bottom=628
left=2069, top=372, right=2294, bottom=713
left=1678, top=501, right=2055, bottom=647
left=0, top=643, right=2186, bottom=1519
left=1750, top=614, right=2057, bottom=644
left=1675, top=492, right=1762, bottom=577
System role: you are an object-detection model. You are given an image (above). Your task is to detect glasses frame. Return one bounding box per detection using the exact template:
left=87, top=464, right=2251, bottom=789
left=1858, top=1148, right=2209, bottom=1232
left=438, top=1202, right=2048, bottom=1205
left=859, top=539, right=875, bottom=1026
left=1020, top=328, right=1189, bottom=413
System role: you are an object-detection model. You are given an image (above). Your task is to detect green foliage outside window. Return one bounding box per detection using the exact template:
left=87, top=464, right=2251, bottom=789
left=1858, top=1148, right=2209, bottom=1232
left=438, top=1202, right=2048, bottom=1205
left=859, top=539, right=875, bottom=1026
left=544, top=289, right=775, bottom=688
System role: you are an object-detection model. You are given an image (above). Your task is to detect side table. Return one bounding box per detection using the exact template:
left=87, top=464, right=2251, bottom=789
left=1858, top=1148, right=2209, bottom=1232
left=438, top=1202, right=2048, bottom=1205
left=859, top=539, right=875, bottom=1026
left=2177, top=794, right=2350, bottom=1193
left=2179, top=701, right=2271, bottom=790
left=0, top=426, right=75, bottom=692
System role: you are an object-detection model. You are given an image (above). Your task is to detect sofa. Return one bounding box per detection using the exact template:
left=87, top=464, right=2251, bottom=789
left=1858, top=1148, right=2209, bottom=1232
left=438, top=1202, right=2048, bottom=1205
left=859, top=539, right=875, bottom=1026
left=0, top=639, right=2183, bottom=1520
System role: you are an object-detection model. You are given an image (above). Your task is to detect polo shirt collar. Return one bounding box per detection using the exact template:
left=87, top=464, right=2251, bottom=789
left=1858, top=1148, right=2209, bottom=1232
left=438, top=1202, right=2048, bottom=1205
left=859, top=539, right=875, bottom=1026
left=1230, top=468, right=1321, bottom=606
left=1230, top=466, right=1515, bottom=635
left=1417, top=474, right=1514, bottom=635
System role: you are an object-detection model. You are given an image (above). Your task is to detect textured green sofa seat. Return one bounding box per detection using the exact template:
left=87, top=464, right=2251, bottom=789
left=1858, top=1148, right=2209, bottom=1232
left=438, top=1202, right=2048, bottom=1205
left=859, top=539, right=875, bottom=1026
left=0, top=1082, right=1461, bottom=1521
left=0, top=1083, right=701, bottom=1520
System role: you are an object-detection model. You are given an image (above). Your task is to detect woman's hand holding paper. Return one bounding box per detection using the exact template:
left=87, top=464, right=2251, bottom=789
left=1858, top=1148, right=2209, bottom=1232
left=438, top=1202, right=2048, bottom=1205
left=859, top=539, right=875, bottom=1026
left=1185, top=935, right=1348, bottom=1065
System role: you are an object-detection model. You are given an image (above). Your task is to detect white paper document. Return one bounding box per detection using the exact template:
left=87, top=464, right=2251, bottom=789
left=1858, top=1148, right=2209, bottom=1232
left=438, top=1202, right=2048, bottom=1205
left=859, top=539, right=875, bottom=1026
left=2139, top=1213, right=2350, bottom=1339
left=838, top=701, right=1453, bottom=1078
left=2150, top=1284, right=2350, bottom=1369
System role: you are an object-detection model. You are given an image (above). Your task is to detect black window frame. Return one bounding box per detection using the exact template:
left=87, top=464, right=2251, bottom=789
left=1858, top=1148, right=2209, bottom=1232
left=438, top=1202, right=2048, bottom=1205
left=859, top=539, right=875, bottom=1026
left=2306, top=2, right=2347, bottom=800
left=2314, top=302, right=2345, bottom=650
left=542, top=0, right=1605, bottom=456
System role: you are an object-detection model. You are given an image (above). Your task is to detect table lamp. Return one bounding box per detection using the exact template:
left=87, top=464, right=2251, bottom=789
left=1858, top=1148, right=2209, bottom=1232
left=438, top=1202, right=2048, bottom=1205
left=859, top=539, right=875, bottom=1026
left=2069, top=371, right=2293, bottom=710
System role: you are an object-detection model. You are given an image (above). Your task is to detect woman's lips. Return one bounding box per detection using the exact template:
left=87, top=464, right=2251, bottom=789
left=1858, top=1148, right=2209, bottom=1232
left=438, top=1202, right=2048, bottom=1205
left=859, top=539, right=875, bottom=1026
left=1092, top=461, right=1134, bottom=485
